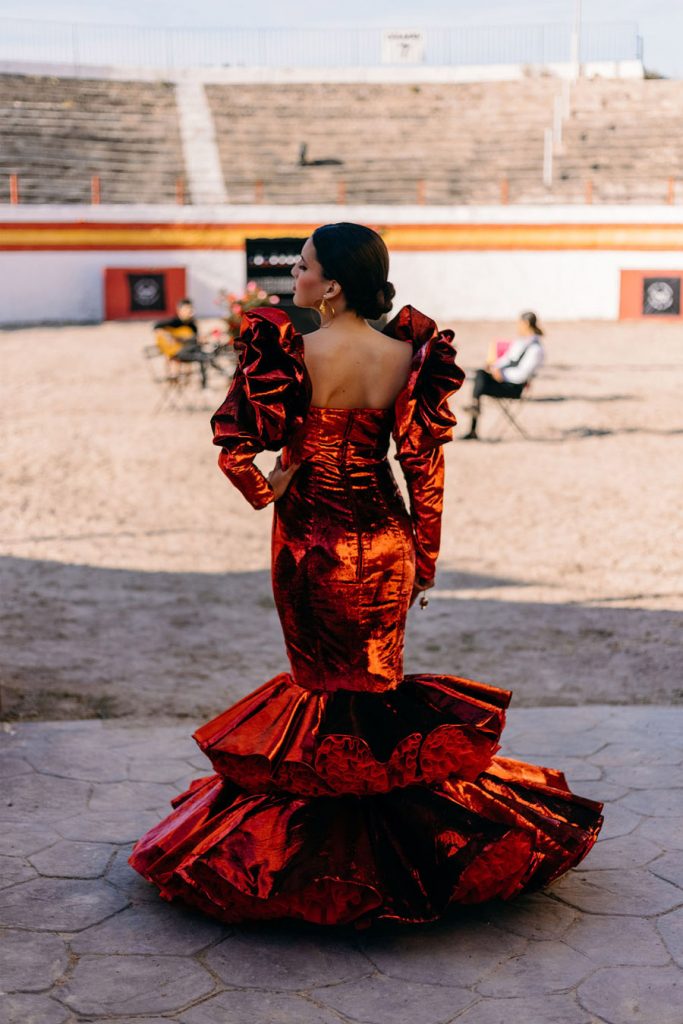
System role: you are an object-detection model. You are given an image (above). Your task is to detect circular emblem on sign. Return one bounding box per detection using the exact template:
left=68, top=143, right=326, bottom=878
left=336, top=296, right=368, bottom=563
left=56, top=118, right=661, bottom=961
left=133, top=278, right=161, bottom=306
left=646, top=280, right=674, bottom=311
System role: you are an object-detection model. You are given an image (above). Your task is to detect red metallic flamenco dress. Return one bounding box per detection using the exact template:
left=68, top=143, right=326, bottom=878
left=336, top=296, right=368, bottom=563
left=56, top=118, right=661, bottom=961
left=129, top=305, right=603, bottom=926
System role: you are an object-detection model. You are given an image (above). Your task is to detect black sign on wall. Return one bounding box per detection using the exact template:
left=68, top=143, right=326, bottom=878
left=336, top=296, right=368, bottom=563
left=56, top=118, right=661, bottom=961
left=245, top=236, right=318, bottom=332
left=127, top=273, right=167, bottom=312
left=245, top=237, right=306, bottom=299
left=642, top=276, right=681, bottom=316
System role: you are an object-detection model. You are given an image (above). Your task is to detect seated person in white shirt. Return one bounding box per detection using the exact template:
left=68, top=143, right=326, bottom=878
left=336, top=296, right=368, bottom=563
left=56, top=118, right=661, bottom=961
left=463, top=311, right=545, bottom=440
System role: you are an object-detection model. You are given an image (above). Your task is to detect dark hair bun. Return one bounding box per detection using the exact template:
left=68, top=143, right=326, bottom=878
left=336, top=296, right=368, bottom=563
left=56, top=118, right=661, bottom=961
left=312, top=223, right=395, bottom=320
left=374, top=281, right=395, bottom=317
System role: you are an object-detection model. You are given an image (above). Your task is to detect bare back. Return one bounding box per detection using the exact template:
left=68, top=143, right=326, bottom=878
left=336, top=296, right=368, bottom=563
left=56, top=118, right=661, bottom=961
left=303, top=325, right=413, bottom=410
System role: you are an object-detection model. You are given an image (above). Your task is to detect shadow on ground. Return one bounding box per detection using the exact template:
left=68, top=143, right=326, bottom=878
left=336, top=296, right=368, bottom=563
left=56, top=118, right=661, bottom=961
left=1, top=557, right=680, bottom=721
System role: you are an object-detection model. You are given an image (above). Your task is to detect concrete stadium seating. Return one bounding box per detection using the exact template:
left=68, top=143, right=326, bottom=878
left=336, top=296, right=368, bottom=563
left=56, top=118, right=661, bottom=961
left=205, top=80, right=556, bottom=205
left=0, top=73, right=184, bottom=204
left=1, top=72, right=681, bottom=205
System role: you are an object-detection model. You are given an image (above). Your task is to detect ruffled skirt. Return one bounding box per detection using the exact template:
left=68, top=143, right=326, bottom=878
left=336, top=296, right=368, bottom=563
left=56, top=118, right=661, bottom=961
left=129, top=673, right=603, bottom=927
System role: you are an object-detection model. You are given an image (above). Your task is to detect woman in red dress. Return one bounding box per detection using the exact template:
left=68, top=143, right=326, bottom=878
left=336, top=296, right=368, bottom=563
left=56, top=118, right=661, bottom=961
left=129, top=222, right=602, bottom=926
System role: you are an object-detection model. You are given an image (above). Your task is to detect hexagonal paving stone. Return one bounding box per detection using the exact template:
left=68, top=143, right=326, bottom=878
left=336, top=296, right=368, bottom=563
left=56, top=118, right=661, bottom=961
left=2, top=772, right=90, bottom=822
left=105, top=846, right=160, bottom=903
left=597, top=803, right=643, bottom=841
left=127, top=758, right=194, bottom=783
left=564, top=914, right=670, bottom=966
left=59, top=954, right=215, bottom=1016
left=572, top=780, right=628, bottom=803
left=500, top=731, right=606, bottom=758
left=56, top=808, right=161, bottom=843
left=1, top=993, right=69, bottom=1024
left=649, top=851, right=683, bottom=889
left=88, top=780, right=177, bottom=813
left=0, top=876, right=128, bottom=930
left=454, top=994, right=593, bottom=1024
left=0, top=854, right=37, bottom=889
left=26, top=742, right=130, bottom=783
left=0, top=822, right=59, bottom=857
left=580, top=833, right=662, bottom=871
left=635, top=816, right=683, bottom=852
left=621, top=788, right=683, bottom=818
left=0, top=929, right=69, bottom=993
left=112, top=729, right=196, bottom=760
left=312, top=974, right=473, bottom=1024
left=657, top=906, right=683, bottom=966
left=603, top=763, right=683, bottom=789
left=578, top=965, right=683, bottom=1024
left=71, top=901, right=226, bottom=955
left=592, top=743, right=683, bottom=767
left=551, top=869, right=683, bottom=916
left=179, top=990, right=344, bottom=1024
left=0, top=755, right=32, bottom=778
left=205, top=928, right=370, bottom=990
left=544, top=756, right=602, bottom=782
left=475, top=940, right=594, bottom=997
left=29, top=840, right=115, bottom=879
left=484, top=893, right=578, bottom=941
left=358, top=918, right=526, bottom=987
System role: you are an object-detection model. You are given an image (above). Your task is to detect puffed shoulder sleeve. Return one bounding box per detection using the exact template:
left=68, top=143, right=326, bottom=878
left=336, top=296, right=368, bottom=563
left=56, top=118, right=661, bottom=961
left=387, top=305, right=465, bottom=587
left=211, top=307, right=309, bottom=509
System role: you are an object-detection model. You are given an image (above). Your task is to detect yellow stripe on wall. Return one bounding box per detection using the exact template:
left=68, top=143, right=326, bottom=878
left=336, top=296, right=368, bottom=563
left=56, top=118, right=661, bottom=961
left=2, top=220, right=683, bottom=251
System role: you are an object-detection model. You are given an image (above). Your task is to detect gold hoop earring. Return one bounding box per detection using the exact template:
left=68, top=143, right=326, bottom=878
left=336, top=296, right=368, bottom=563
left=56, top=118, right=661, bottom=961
left=318, top=297, right=335, bottom=328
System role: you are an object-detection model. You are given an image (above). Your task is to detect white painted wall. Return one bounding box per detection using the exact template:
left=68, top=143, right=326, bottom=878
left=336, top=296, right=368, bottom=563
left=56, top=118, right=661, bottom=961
left=4, top=246, right=683, bottom=325
left=3, top=204, right=683, bottom=324
left=0, top=249, right=244, bottom=324
left=0, top=59, right=645, bottom=85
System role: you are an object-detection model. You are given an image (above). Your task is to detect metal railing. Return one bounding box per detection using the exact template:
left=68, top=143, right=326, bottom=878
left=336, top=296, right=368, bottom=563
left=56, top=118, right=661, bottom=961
left=4, top=172, right=681, bottom=207
left=0, top=18, right=642, bottom=71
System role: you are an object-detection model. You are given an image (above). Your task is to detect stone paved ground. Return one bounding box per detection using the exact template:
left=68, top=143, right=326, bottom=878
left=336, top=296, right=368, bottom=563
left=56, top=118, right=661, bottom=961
left=1, top=706, right=682, bottom=1024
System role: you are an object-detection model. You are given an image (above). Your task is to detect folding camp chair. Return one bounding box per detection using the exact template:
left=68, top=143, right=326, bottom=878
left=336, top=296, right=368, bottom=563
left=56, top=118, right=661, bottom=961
left=491, top=380, right=533, bottom=440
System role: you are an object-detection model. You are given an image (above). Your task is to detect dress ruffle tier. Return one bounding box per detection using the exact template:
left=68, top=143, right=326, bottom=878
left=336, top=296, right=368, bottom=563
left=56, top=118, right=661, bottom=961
left=129, top=673, right=603, bottom=927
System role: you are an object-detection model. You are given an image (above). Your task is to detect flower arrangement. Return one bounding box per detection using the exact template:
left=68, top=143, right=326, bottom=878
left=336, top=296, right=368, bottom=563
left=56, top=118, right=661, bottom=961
left=219, top=281, right=280, bottom=340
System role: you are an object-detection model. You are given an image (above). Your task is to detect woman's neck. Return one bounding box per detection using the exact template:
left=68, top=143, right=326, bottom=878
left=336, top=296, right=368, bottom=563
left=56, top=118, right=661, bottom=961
left=321, top=307, right=368, bottom=335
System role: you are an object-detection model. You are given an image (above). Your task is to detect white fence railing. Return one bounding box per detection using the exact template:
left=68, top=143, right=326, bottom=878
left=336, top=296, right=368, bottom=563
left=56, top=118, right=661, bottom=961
left=0, top=19, right=642, bottom=71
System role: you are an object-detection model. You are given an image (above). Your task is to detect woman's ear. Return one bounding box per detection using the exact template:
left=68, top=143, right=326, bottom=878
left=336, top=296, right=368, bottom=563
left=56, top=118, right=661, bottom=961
left=325, top=280, right=342, bottom=300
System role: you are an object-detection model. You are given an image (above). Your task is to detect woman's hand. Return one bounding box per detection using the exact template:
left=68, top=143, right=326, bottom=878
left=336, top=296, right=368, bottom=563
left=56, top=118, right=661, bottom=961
left=410, top=579, right=435, bottom=608
left=267, top=456, right=301, bottom=501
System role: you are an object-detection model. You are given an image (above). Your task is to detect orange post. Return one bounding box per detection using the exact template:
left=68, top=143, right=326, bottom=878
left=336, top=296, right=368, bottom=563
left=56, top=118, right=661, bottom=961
left=585, top=178, right=593, bottom=204
left=337, top=179, right=346, bottom=204
left=175, top=177, right=185, bottom=205
left=500, top=176, right=510, bottom=205
left=416, top=179, right=426, bottom=204
left=9, top=173, right=19, bottom=204
left=90, top=174, right=101, bottom=205
left=254, top=180, right=264, bottom=203
left=667, top=177, right=676, bottom=205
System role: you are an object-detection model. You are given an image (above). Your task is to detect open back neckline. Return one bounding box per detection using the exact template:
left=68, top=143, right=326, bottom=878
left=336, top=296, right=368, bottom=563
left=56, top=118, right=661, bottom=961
left=301, top=333, right=412, bottom=417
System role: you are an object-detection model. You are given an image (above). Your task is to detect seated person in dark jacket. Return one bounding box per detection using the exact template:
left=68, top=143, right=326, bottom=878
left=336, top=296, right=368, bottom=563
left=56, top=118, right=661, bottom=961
left=155, top=298, right=212, bottom=388
left=463, top=311, right=545, bottom=439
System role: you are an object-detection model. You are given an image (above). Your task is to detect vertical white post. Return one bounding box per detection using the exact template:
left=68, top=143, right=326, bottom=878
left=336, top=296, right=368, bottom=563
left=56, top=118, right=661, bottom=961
left=553, top=94, right=563, bottom=153
left=562, top=76, right=571, bottom=118
left=543, top=128, right=553, bottom=188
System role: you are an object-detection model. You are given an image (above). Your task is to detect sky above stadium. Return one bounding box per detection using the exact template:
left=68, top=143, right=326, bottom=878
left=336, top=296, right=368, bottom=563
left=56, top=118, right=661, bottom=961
left=0, top=0, right=681, bottom=78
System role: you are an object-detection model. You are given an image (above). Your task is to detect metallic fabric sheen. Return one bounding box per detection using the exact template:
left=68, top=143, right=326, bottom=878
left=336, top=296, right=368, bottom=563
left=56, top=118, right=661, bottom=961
left=129, top=306, right=603, bottom=927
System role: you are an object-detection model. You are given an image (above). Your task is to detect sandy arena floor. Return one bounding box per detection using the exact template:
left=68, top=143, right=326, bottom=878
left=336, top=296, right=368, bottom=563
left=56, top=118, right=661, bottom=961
left=1, top=317, right=681, bottom=720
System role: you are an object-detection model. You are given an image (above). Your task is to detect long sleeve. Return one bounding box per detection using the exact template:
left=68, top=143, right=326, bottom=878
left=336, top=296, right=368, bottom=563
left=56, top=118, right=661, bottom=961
left=386, top=305, right=466, bottom=587
left=212, top=378, right=276, bottom=509
left=396, top=443, right=445, bottom=586
left=211, top=308, right=308, bottom=510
